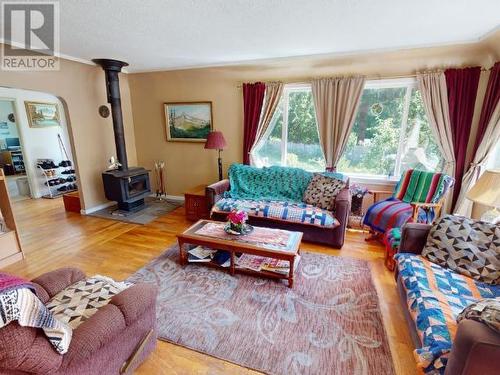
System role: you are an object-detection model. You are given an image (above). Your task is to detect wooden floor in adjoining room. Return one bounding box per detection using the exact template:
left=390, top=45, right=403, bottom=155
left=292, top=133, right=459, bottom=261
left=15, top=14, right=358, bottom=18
left=4, top=197, right=416, bottom=375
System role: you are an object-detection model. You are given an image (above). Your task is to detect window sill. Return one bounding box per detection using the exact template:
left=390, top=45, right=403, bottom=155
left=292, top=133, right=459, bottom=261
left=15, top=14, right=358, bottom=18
left=345, top=174, right=399, bottom=186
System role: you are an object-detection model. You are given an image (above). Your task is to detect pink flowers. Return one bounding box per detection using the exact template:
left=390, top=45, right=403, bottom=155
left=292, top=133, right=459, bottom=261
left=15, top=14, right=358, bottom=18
left=228, top=209, right=248, bottom=225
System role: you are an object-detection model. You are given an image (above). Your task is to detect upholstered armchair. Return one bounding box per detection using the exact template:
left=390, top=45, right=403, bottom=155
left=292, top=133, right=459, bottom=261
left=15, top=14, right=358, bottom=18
left=363, top=169, right=454, bottom=239
left=0, top=268, right=157, bottom=375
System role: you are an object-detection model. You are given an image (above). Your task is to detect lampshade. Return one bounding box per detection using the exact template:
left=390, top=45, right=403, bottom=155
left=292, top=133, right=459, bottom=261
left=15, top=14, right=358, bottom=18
left=466, top=169, right=500, bottom=208
left=204, top=131, right=227, bottom=150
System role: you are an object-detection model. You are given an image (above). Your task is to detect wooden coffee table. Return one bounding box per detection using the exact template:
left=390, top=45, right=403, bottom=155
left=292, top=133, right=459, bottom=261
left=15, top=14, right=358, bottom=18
left=177, top=220, right=303, bottom=287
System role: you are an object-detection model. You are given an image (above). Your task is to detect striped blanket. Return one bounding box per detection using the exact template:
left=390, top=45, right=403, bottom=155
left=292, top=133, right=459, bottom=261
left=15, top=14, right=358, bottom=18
left=395, top=254, right=500, bottom=374
left=0, top=273, right=72, bottom=354
left=393, top=169, right=453, bottom=203
left=363, top=170, right=453, bottom=234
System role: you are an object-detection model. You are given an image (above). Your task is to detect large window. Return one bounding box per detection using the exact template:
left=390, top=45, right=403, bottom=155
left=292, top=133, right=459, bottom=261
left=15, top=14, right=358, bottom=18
left=338, top=79, right=443, bottom=178
left=252, top=84, right=326, bottom=171
left=252, top=79, right=443, bottom=178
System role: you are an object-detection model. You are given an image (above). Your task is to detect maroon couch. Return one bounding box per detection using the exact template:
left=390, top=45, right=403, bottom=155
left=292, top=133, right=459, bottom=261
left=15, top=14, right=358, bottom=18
left=206, top=179, right=351, bottom=248
left=396, top=223, right=500, bottom=375
left=0, top=268, right=157, bottom=375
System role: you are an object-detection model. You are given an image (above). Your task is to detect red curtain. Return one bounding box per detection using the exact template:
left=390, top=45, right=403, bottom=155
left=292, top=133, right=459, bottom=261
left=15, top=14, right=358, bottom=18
left=445, top=67, right=481, bottom=210
left=242, top=82, right=266, bottom=164
left=472, top=61, right=500, bottom=155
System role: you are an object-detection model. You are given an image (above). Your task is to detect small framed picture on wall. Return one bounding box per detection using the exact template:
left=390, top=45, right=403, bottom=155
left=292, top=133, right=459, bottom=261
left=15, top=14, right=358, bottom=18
left=164, top=101, right=213, bottom=142
left=25, top=101, right=61, bottom=128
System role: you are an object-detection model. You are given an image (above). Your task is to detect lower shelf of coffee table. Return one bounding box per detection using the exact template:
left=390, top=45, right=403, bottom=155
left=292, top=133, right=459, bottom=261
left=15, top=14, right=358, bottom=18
left=188, top=259, right=297, bottom=279
left=181, top=247, right=300, bottom=287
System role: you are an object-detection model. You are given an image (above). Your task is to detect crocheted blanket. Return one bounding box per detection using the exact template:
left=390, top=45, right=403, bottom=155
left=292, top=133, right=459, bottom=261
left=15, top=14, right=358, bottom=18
left=395, top=253, right=500, bottom=374
left=226, top=164, right=313, bottom=202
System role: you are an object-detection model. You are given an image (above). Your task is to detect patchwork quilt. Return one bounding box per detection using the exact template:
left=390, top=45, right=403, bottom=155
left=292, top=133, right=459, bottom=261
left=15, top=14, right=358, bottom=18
left=47, top=275, right=131, bottom=329
left=395, top=253, right=500, bottom=374
left=212, top=198, right=340, bottom=228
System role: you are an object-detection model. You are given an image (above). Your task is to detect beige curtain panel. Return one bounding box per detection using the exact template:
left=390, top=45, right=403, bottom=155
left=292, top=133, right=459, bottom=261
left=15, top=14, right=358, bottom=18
left=312, top=76, right=365, bottom=170
left=455, top=102, right=500, bottom=216
left=249, top=82, right=284, bottom=165
left=417, top=71, right=456, bottom=214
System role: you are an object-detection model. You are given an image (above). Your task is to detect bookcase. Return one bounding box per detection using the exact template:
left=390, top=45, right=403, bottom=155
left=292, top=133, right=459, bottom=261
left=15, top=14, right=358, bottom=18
left=0, top=169, right=24, bottom=268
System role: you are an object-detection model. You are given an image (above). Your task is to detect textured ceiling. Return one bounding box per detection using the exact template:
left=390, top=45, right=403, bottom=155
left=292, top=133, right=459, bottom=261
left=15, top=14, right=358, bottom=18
left=8, top=0, right=500, bottom=72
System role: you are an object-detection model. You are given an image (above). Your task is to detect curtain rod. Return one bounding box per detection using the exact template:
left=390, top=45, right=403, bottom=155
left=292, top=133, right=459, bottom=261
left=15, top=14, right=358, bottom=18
left=236, top=67, right=490, bottom=88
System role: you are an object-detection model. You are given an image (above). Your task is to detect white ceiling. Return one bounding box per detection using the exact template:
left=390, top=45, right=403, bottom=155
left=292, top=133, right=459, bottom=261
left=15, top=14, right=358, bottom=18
left=12, top=0, right=500, bottom=72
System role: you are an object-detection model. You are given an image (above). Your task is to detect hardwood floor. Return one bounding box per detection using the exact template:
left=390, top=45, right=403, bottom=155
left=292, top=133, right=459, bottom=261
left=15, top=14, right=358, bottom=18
left=4, top=197, right=416, bottom=375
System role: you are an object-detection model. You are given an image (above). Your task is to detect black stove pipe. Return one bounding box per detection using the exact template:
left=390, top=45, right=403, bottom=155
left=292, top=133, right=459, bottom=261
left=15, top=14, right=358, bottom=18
left=92, top=58, right=129, bottom=171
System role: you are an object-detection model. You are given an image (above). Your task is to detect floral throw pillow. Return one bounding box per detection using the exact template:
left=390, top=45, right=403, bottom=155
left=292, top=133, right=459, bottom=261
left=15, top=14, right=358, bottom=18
left=303, top=174, right=346, bottom=211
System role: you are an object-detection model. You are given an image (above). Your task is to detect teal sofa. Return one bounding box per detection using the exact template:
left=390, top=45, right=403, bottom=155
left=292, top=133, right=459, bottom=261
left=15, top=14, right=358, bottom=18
left=206, top=164, right=351, bottom=248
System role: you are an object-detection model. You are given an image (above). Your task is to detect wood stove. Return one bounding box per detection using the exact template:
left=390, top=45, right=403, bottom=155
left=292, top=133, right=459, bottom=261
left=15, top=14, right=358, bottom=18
left=93, top=58, right=151, bottom=212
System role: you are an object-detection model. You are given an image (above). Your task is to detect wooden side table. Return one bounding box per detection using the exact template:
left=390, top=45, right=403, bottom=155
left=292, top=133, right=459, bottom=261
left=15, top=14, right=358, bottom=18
left=184, top=185, right=210, bottom=221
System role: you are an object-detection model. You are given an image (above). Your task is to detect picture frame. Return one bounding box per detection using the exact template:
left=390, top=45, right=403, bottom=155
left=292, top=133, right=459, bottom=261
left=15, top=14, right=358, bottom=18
left=24, top=101, right=61, bottom=128
left=164, top=101, right=213, bottom=142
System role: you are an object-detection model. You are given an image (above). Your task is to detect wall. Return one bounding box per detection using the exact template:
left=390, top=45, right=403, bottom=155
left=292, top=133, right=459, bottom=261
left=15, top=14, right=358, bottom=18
left=0, top=101, right=19, bottom=141
left=0, top=88, right=74, bottom=198
left=0, top=52, right=138, bottom=210
left=128, top=32, right=499, bottom=196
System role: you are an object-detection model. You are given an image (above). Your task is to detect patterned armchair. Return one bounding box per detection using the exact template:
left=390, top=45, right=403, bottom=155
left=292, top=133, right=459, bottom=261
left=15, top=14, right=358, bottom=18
left=363, top=169, right=454, bottom=238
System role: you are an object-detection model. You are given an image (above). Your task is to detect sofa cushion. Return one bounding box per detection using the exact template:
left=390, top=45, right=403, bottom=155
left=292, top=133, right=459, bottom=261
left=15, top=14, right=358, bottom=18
left=303, top=173, right=346, bottom=210
left=212, top=198, right=340, bottom=228
left=46, top=275, right=131, bottom=329
left=395, top=253, right=500, bottom=374
left=422, top=215, right=500, bottom=285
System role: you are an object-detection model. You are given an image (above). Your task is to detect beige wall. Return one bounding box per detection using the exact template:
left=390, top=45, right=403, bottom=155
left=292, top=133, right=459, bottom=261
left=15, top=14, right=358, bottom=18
left=0, top=53, right=137, bottom=210
left=129, top=33, right=499, bottom=196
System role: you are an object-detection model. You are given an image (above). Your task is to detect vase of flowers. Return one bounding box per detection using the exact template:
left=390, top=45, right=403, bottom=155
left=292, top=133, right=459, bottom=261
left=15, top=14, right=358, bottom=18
left=225, top=209, right=252, bottom=235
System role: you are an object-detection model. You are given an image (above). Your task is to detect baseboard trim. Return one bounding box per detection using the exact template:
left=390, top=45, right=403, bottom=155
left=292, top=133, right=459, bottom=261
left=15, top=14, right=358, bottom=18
left=81, top=201, right=115, bottom=215
left=149, top=193, right=185, bottom=202
left=82, top=195, right=184, bottom=215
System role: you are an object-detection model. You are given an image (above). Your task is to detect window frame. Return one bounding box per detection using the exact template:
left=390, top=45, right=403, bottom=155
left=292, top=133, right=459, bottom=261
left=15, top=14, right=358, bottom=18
left=252, top=82, right=324, bottom=171
left=252, top=78, right=440, bottom=183
left=340, top=77, right=437, bottom=182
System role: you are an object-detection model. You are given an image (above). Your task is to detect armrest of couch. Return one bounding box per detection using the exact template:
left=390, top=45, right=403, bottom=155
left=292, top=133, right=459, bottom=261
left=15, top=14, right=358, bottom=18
left=110, top=283, right=157, bottom=325
left=32, top=267, right=86, bottom=302
left=398, top=223, right=432, bottom=255
left=334, top=187, right=351, bottom=227
left=0, top=323, right=63, bottom=374
left=206, top=179, right=230, bottom=209
left=445, top=319, right=500, bottom=375
left=63, top=303, right=127, bottom=367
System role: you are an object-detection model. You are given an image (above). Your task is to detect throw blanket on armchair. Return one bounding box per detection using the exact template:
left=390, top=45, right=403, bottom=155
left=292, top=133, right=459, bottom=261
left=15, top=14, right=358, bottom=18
left=226, top=164, right=313, bottom=202
left=0, top=272, right=35, bottom=294
left=0, top=273, right=72, bottom=354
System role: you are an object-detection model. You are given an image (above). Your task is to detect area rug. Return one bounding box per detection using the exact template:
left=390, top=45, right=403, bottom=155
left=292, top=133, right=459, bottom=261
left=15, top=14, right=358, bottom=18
left=127, top=246, right=395, bottom=375
left=89, top=197, right=182, bottom=224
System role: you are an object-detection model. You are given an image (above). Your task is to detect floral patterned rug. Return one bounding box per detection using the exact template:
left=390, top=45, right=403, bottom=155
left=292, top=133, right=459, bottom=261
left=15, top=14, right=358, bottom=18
left=127, top=246, right=395, bottom=375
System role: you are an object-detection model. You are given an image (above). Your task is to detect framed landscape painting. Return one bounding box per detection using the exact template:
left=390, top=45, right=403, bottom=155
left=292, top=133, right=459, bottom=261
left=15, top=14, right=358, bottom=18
left=25, top=101, right=61, bottom=128
left=164, top=101, right=213, bottom=142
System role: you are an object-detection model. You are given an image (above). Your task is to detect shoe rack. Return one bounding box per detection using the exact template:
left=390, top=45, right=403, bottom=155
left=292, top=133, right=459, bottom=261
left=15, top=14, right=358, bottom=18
left=0, top=168, right=24, bottom=268
left=37, top=158, right=78, bottom=199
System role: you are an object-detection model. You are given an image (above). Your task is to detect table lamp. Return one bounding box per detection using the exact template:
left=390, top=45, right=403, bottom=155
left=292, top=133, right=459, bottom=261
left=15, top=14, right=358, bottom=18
left=466, top=169, right=500, bottom=223
left=205, top=131, right=227, bottom=181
